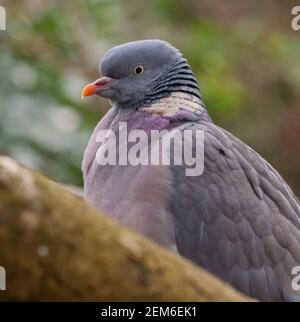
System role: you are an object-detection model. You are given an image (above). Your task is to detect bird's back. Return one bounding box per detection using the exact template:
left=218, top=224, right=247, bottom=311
left=169, top=119, right=300, bottom=301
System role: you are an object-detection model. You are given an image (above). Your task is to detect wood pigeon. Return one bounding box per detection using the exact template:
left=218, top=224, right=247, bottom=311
left=81, top=40, right=300, bottom=301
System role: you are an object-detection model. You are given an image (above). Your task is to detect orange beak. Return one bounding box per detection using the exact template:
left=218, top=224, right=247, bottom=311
left=81, top=76, right=113, bottom=99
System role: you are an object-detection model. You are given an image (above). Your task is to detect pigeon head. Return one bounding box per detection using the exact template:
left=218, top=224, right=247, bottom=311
left=82, top=39, right=201, bottom=107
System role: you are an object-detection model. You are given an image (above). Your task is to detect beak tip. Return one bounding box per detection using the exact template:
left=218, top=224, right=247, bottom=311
left=81, top=83, right=97, bottom=99
left=81, top=77, right=112, bottom=99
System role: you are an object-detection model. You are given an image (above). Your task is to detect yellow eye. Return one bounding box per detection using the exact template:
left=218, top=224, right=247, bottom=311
left=133, top=64, right=144, bottom=76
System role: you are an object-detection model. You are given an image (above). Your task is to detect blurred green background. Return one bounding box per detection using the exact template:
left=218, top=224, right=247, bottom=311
left=0, top=0, right=300, bottom=193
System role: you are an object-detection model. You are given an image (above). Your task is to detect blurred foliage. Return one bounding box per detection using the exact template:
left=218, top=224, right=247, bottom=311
left=0, top=0, right=300, bottom=193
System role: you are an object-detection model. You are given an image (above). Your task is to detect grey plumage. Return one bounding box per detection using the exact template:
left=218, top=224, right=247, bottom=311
left=82, top=39, right=300, bottom=301
left=169, top=121, right=300, bottom=301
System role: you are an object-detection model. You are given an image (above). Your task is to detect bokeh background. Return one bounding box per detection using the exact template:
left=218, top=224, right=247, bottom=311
left=0, top=0, right=300, bottom=194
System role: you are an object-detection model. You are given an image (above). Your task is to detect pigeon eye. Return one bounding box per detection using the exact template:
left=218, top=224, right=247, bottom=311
left=133, top=65, right=144, bottom=76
